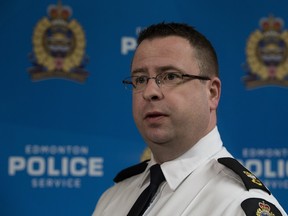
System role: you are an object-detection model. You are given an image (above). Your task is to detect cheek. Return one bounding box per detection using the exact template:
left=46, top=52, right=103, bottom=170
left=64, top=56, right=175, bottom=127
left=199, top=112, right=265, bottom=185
left=132, top=96, right=141, bottom=121
left=178, top=90, right=210, bottom=118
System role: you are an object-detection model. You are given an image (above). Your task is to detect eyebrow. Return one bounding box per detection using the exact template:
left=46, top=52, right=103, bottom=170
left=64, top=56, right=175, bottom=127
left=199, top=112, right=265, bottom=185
left=158, top=65, right=182, bottom=72
left=131, top=65, right=183, bottom=76
left=131, top=68, right=147, bottom=75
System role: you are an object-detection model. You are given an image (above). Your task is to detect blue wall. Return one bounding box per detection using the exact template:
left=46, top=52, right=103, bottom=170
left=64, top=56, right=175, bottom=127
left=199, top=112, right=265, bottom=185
left=0, top=0, right=287, bottom=215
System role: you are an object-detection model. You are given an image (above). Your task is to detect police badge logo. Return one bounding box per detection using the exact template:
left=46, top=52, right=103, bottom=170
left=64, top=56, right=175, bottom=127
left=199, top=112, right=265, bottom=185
left=241, top=198, right=282, bottom=216
left=256, top=201, right=275, bottom=216
left=28, top=1, right=89, bottom=83
left=243, top=15, right=288, bottom=89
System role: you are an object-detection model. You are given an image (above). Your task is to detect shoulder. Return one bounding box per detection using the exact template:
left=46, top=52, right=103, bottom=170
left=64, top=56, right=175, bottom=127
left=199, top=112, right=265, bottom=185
left=217, top=157, right=270, bottom=194
left=216, top=157, right=286, bottom=216
left=93, top=160, right=150, bottom=215
left=240, top=198, right=285, bottom=216
left=113, top=160, right=149, bottom=183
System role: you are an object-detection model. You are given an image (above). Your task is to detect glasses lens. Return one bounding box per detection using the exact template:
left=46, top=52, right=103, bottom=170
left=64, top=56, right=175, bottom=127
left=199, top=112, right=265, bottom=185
left=123, top=76, right=148, bottom=91
left=133, top=76, right=148, bottom=91
left=161, top=72, right=183, bottom=86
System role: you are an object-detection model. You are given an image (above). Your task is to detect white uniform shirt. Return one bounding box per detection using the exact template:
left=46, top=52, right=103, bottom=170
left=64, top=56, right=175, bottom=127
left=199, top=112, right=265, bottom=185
left=92, top=127, right=287, bottom=216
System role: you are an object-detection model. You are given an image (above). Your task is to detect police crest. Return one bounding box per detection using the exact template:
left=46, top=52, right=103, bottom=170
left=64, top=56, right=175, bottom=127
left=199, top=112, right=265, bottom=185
left=241, top=198, right=282, bottom=216
left=257, top=201, right=275, bottom=216
left=28, top=1, right=89, bottom=83
left=243, top=15, right=288, bottom=88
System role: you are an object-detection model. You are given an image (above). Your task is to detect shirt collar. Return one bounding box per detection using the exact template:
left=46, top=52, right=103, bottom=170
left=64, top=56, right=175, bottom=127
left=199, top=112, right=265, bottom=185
left=138, top=127, right=223, bottom=190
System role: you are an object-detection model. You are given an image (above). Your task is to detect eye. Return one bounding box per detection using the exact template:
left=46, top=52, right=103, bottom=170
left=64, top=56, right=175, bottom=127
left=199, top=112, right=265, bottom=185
left=135, top=76, right=147, bottom=84
left=163, top=72, right=182, bottom=81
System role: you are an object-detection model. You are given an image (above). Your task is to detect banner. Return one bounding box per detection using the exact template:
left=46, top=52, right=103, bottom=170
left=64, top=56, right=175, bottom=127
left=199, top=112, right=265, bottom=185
left=0, top=0, right=287, bottom=215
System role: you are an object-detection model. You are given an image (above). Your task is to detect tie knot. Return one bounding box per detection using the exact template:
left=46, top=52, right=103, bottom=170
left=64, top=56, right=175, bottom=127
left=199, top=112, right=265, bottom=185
left=150, top=164, right=165, bottom=187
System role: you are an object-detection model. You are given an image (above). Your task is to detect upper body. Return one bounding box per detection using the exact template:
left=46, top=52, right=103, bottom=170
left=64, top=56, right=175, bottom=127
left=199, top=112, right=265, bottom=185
left=92, top=22, right=287, bottom=215
left=92, top=127, right=287, bottom=216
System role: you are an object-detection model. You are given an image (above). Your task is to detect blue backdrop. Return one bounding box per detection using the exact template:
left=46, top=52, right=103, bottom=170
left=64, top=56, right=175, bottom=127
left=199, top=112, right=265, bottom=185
left=0, top=0, right=287, bottom=215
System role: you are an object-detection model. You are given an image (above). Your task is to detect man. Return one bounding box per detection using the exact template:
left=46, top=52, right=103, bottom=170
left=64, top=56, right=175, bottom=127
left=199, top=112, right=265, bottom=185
left=92, top=22, right=287, bottom=216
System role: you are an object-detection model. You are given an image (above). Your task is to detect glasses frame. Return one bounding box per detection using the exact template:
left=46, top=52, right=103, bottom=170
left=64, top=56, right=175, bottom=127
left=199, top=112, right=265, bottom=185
left=122, top=72, right=211, bottom=92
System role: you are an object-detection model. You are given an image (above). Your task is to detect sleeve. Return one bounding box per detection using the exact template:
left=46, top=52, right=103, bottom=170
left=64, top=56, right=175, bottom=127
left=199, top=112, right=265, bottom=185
left=221, top=189, right=287, bottom=216
left=91, top=186, right=115, bottom=216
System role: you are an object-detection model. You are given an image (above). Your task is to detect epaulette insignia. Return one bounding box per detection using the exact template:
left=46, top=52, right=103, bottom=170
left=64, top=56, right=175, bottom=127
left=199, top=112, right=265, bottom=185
left=113, top=160, right=149, bottom=183
left=218, top=157, right=270, bottom=194
left=241, top=198, right=282, bottom=216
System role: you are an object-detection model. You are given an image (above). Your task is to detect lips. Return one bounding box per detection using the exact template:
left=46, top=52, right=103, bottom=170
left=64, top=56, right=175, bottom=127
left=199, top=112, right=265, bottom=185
left=144, top=111, right=168, bottom=120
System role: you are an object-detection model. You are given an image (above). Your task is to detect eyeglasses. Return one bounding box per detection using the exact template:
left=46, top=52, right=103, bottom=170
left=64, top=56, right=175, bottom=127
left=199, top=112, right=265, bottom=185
left=122, top=72, right=211, bottom=92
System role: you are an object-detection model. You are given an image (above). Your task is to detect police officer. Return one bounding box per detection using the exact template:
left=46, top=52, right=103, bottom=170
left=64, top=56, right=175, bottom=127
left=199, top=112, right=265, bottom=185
left=92, top=22, right=287, bottom=216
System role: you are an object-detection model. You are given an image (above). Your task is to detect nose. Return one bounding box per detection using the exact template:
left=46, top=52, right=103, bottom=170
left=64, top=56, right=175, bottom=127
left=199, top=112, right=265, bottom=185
left=142, top=77, right=164, bottom=101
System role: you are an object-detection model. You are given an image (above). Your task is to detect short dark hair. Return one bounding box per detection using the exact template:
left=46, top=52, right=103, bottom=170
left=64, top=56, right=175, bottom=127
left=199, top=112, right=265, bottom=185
left=137, top=22, right=219, bottom=77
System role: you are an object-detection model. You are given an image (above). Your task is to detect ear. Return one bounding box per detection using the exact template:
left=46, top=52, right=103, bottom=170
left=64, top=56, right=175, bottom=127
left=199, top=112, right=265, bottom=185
left=207, top=77, right=221, bottom=111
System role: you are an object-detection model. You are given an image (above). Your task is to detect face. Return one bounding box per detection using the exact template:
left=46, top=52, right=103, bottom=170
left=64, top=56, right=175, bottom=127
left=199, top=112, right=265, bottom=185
left=131, top=36, right=220, bottom=160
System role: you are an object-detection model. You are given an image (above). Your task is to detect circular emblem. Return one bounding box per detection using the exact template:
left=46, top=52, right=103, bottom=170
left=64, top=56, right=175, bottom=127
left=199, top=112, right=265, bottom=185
left=28, top=2, right=89, bottom=83
left=244, top=15, right=288, bottom=88
left=33, top=18, right=85, bottom=72
left=246, top=30, right=288, bottom=80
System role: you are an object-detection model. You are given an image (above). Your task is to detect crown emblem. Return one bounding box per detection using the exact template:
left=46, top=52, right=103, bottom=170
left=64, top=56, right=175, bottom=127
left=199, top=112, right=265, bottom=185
left=28, top=0, right=89, bottom=83
left=256, top=201, right=275, bottom=216
left=243, top=15, right=288, bottom=89
left=48, top=3, right=72, bottom=21
left=260, top=16, right=283, bottom=32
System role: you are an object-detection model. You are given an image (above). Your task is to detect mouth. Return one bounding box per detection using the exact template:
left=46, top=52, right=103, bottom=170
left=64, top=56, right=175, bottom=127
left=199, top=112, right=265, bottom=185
left=144, top=111, right=168, bottom=120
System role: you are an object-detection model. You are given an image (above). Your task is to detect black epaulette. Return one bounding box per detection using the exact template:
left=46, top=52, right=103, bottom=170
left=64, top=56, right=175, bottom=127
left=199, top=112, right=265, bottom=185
left=218, top=157, right=270, bottom=194
left=241, top=198, right=283, bottom=216
left=113, top=160, right=150, bottom=183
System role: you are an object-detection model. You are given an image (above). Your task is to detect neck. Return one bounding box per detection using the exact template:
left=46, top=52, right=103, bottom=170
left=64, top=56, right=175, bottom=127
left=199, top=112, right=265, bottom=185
left=149, top=123, right=217, bottom=164
left=151, top=146, right=188, bottom=164
left=148, top=135, right=201, bottom=163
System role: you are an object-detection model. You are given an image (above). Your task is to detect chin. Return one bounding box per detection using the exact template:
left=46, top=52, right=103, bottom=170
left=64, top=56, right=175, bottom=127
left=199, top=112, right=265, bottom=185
left=145, top=135, right=172, bottom=146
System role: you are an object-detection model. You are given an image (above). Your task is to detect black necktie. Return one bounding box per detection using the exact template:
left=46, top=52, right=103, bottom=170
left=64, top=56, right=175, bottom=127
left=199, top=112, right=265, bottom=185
left=127, top=164, right=166, bottom=216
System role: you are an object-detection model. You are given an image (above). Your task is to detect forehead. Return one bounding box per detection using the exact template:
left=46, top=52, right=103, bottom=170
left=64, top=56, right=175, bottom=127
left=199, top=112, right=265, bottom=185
left=131, top=36, right=198, bottom=74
